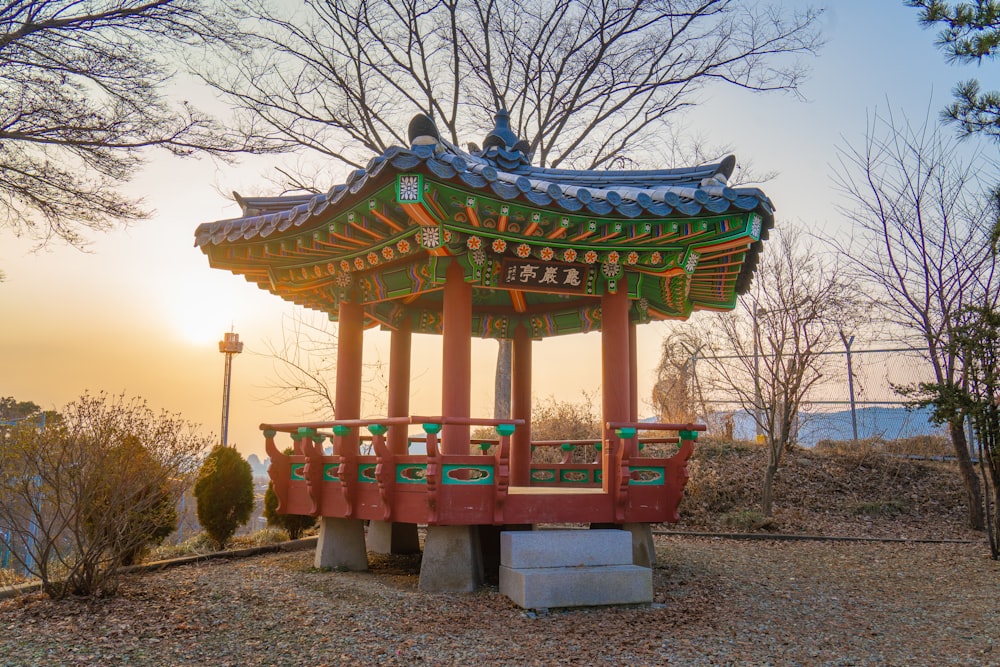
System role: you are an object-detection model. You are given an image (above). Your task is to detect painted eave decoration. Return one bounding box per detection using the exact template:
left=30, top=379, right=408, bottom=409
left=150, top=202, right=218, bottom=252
left=194, top=111, right=775, bottom=339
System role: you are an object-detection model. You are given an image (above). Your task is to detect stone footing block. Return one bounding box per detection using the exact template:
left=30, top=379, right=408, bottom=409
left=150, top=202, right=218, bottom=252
left=366, top=521, right=421, bottom=554
left=314, top=517, right=368, bottom=571
left=499, top=564, right=652, bottom=609
left=498, top=529, right=653, bottom=609
left=501, top=529, right=632, bottom=569
left=418, top=525, right=483, bottom=592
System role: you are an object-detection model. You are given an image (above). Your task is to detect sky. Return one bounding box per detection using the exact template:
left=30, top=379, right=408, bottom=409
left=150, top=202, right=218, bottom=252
left=0, top=1, right=987, bottom=460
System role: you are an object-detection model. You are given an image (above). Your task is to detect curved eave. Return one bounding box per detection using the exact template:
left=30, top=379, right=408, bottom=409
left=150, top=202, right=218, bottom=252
left=194, top=145, right=775, bottom=337
left=195, top=144, right=773, bottom=251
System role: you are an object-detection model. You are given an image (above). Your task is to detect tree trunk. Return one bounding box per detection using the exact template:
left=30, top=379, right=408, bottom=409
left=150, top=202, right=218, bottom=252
left=494, top=339, right=512, bottom=419
left=761, top=459, right=778, bottom=518
left=949, top=419, right=984, bottom=531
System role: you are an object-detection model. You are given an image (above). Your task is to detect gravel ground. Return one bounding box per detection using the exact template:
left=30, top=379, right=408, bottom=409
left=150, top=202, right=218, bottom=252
left=2, top=535, right=998, bottom=666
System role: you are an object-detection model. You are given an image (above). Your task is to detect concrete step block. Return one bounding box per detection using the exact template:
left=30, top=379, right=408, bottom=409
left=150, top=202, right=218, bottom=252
left=500, top=529, right=631, bottom=569
left=499, top=564, right=653, bottom=609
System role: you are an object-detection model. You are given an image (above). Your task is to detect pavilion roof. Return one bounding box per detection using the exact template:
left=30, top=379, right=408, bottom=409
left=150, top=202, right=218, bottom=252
left=194, top=112, right=774, bottom=338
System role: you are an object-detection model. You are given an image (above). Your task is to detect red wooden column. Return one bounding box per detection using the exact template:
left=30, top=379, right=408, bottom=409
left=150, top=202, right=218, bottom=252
left=317, top=297, right=369, bottom=573
left=602, top=287, right=631, bottom=429
left=629, top=321, right=639, bottom=424
left=602, top=286, right=631, bottom=486
left=335, top=299, right=364, bottom=452
left=387, top=315, right=412, bottom=455
left=510, top=323, right=532, bottom=486
left=441, top=259, right=472, bottom=453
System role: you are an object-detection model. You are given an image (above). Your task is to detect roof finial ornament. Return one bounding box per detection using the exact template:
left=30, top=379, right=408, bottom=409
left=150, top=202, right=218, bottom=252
left=408, top=113, right=441, bottom=148
left=483, top=109, right=519, bottom=150
left=480, top=108, right=532, bottom=169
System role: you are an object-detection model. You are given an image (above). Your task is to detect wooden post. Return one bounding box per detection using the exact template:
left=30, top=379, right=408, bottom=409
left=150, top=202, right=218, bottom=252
left=510, top=322, right=532, bottom=486
left=388, top=315, right=412, bottom=455
left=316, top=297, right=368, bottom=572
left=629, top=321, right=639, bottom=428
left=629, top=322, right=640, bottom=468
left=441, top=259, right=471, bottom=453
left=601, top=287, right=631, bottom=490
left=335, top=299, right=364, bottom=452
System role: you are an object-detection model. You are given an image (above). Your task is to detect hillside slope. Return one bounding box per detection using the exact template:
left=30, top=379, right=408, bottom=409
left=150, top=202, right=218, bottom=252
left=675, top=441, right=976, bottom=540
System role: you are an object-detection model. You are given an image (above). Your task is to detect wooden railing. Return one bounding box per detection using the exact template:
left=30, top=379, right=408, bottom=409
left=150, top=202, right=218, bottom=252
left=259, top=416, right=702, bottom=524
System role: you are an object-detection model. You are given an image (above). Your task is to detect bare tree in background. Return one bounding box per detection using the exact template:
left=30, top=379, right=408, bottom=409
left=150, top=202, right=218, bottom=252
left=701, top=227, right=860, bottom=518
left=201, top=0, right=822, bottom=417
left=651, top=329, right=707, bottom=425
left=203, top=0, right=822, bottom=188
left=834, top=108, right=1000, bottom=530
left=259, top=312, right=386, bottom=419
left=0, top=1, right=281, bottom=247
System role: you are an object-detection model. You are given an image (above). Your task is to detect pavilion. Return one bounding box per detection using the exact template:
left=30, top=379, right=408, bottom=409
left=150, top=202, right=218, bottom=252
left=194, top=111, right=773, bottom=591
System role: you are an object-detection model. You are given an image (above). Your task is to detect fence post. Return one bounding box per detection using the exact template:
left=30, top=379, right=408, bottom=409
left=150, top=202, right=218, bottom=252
left=840, top=331, right=859, bottom=445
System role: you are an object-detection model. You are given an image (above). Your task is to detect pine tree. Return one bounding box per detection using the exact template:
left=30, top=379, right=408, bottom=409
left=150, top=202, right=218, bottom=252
left=194, top=446, right=255, bottom=550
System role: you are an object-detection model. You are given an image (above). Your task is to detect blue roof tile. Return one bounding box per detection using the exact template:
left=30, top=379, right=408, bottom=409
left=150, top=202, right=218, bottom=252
left=199, top=114, right=774, bottom=248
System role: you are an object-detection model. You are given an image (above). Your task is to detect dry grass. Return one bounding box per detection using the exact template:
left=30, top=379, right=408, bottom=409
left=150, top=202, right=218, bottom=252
left=676, top=439, right=975, bottom=539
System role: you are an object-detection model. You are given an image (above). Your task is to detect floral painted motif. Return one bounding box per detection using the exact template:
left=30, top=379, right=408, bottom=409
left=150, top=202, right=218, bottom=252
left=314, top=265, right=323, bottom=277
left=398, top=174, right=421, bottom=201
left=685, top=251, right=700, bottom=273
left=467, top=236, right=482, bottom=251
left=584, top=250, right=598, bottom=264
left=516, top=243, right=532, bottom=258
left=382, top=246, right=395, bottom=260
left=471, top=249, right=487, bottom=267
left=443, top=229, right=453, bottom=242
left=335, top=272, right=352, bottom=287
left=397, top=239, right=411, bottom=253
left=607, top=250, right=620, bottom=264
left=539, top=247, right=555, bottom=261
left=649, top=251, right=662, bottom=265
left=492, top=238, right=507, bottom=253
left=354, top=257, right=365, bottom=270
left=327, top=262, right=336, bottom=274
left=420, top=227, right=440, bottom=248
left=341, top=260, right=351, bottom=272
left=562, top=248, right=578, bottom=263
left=626, top=251, right=639, bottom=265
left=602, top=260, right=622, bottom=279
left=367, top=252, right=379, bottom=266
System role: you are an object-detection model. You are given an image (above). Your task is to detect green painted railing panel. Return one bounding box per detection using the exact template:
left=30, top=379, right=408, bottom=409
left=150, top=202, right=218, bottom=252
left=629, top=466, right=666, bottom=485
left=396, top=463, right=427, bottom=484
left=559, top=469, right=593, bottom=484
left=441, top=464, right=494, bottom=485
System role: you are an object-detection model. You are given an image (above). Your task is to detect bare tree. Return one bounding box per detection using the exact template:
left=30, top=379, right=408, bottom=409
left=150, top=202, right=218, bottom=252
left=258, top=312, right=386, bottom=418
left=834, top=108, right=1000, bottom=530
left=699, top=227, right=860, bottom=517
left=203, top=0, right=822, bottom=188
left=651, top=329, right=707, bottom=425
left=202, top=0, right=821, bottom=418
left=0, top=393, right=209, bottom=598
left=0, top=0, right=280, bottom=247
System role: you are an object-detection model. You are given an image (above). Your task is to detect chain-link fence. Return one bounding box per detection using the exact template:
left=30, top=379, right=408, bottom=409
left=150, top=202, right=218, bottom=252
left=693, top=342, right=950, bottom=447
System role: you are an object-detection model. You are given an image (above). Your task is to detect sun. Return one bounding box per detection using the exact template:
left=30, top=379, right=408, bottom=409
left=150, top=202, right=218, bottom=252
left=170, top=296, right=234, bottom=346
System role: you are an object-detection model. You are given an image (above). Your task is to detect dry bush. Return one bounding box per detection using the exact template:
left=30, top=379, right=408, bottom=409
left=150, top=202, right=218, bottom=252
left=0, top=393, right=210, bottom=598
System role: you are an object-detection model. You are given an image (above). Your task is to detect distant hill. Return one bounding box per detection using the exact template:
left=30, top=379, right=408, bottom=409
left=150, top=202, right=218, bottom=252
left=246, top=454, right=270, bottom=478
